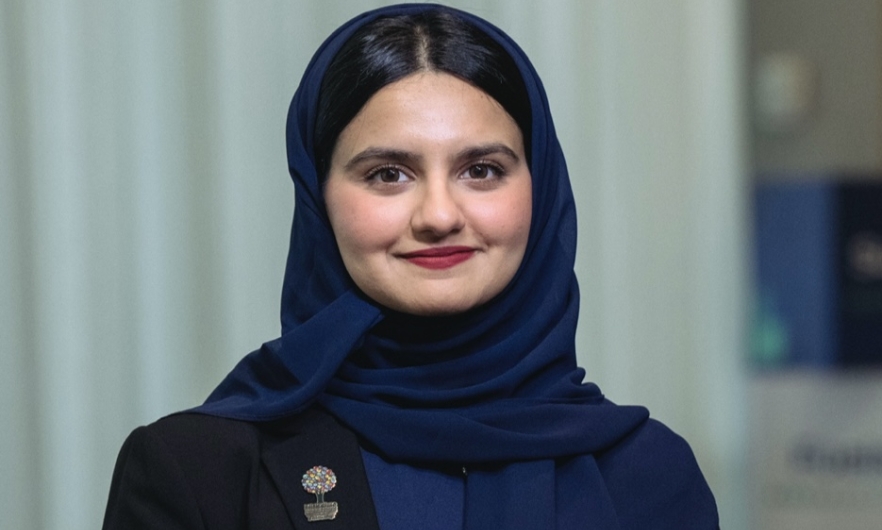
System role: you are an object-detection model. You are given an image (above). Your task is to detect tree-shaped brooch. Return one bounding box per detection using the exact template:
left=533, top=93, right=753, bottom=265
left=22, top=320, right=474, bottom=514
left=301, top=465, right=339, bottom=522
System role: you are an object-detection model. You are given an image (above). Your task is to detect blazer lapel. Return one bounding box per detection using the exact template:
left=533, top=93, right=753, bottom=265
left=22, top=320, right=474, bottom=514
left=262, top=410, right=381, bottom=530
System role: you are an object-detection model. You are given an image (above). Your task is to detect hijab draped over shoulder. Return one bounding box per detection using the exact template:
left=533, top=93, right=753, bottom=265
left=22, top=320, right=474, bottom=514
left=193, top=4, right=713, bottom=528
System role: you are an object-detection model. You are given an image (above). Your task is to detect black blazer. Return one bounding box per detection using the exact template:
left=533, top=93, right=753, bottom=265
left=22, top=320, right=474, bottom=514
left=103, top=409, right=381, bottom=530
left=103, top=408, right=718, bottom=529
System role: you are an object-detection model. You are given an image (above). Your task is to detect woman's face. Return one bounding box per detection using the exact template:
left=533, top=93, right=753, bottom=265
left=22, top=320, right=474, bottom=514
left=324, top=72, right=532, bottom=316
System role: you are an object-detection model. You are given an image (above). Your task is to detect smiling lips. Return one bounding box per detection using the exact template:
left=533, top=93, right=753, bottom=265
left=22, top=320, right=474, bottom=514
left=399, top=246, right=477, bottom=269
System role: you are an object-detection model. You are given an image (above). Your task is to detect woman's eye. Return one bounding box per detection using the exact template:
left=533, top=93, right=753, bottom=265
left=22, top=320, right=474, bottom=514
left=465, top=163, right=503, bottom=180
left=369, top=167, right=407, bottom=183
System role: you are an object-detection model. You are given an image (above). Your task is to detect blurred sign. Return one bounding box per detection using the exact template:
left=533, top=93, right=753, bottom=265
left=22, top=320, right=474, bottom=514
left=749, top=372, right=882, bottom=529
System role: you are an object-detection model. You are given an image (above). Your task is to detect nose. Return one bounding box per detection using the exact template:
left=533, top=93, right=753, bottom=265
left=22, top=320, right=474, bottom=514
left=411, top=177, right=465, bottom=238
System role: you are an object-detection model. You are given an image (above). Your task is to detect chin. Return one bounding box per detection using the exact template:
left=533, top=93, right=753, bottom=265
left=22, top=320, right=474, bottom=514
left=378, top=293, right=484, bottom=317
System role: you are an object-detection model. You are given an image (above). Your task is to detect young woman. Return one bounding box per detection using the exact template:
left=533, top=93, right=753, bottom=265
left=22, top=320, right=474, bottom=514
left=103, top=4, right=718, bottom=529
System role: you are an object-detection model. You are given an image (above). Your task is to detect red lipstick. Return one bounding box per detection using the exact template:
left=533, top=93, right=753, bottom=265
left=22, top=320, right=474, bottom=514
left=400, top=246, right=476, bottom=270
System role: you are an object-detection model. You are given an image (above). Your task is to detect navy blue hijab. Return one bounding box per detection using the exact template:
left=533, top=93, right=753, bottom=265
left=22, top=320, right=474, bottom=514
left=196, top=4, right=676, bottom=527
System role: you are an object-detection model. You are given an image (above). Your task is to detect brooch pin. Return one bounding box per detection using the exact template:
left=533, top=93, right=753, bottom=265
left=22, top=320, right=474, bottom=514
left=301, top=465, right=339, bottom=522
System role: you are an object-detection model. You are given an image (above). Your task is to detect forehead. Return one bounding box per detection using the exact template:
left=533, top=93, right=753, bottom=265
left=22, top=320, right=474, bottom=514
left=332, top=72, right=523, bottom=158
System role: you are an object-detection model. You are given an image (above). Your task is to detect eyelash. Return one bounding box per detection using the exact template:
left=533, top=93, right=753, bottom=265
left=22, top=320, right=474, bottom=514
left=363, top=161, right=507, bottom=184
left=465, top=161, right=507, bottom=180
left=364, top=165, right=408, bottom=184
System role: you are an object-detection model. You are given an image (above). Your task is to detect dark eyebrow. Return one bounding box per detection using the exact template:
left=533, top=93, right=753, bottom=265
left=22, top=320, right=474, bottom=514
left=343, top=148, right=421, bottom=171
left=455, top=143, right=521, bottom=164
left=342, top=143, right=521, bottom=171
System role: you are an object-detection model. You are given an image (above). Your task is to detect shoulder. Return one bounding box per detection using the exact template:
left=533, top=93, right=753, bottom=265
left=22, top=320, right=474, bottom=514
left=103, top=414, right=265, bottom=530
left=596, top=418, right=719, bottom=529
left=124, top=413, right=266, bottom=481
left=131, top=412, right=266, bottom=462
left=131, top=406, right=332, bottom=459
left=596, top=418, right=701, bottom=479
left=116, top=408, right=334, bottom=491
left=103, top=409, right=334, bottom=530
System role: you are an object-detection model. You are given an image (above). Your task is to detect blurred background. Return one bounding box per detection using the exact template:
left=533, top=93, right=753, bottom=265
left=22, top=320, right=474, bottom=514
left=0, top=0, right=878, bottom=529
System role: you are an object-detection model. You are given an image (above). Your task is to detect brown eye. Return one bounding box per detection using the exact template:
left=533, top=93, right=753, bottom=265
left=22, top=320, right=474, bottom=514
left=380, top=168, right=400, bottom=182
left=371, top=167, right=406, bottom=183
left=465, top=163, right=504, bottom=180
left=468, top=164, right=490, bottom=179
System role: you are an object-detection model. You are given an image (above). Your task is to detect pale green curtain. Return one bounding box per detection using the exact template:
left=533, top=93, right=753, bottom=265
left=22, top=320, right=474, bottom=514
left=0, top=1, right=747, bottom=528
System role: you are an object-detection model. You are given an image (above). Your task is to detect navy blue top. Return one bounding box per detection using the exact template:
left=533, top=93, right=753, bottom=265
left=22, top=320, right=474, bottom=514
left=362, top=448, right=463, bottom=530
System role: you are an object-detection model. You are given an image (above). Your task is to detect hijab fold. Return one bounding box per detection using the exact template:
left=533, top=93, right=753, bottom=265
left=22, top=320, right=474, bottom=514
left=196, top=4, right=652, bottom=527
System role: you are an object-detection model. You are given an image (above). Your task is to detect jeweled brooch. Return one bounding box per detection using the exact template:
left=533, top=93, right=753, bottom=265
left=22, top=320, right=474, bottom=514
left=301, top=465, right=339, bottom=522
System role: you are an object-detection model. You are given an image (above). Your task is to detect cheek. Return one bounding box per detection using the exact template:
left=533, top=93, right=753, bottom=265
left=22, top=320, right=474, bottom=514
left=470, top=185, right=532, bottom=248
left=327, top=191, right=402, bottom=257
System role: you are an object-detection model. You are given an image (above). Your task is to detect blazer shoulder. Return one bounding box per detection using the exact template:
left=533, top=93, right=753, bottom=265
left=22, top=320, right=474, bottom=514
left=596, top=418, right=719, bottom=529
left=143, top=412, right=265, bottom=456
left=103, top=409, right=334, bottom=530
left=143, top=407, right=333, bottom=457
left=597, top=418, right=699, bottom=475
